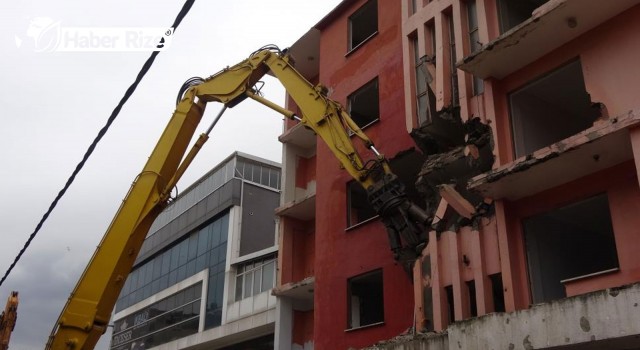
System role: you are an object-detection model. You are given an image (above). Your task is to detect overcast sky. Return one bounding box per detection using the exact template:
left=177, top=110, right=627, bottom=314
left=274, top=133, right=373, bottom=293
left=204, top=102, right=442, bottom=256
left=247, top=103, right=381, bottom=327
left=0, top=1, right=341, bottom=348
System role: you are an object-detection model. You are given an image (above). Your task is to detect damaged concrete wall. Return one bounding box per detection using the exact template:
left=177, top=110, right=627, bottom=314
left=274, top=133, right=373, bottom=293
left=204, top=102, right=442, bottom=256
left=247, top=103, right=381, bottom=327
left=411, top=107, right=494, bottom=231
left=365, top=282, right=640, bottom=350
left=407, top=103, right=500, bottom=333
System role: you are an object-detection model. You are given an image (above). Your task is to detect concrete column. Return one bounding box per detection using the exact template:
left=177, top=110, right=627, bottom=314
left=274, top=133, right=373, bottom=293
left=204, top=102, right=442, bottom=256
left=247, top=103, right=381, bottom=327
left=447, top=231, right=470, bottom=321
left=275, top=297, right=293, bottom=350
left=494, top=200, right=516, bottom=312
left=435, top=13, right=447, bottom=110
left=429, top=230, right=448, bottom=330
left=469, top=227, right=493, bottom=315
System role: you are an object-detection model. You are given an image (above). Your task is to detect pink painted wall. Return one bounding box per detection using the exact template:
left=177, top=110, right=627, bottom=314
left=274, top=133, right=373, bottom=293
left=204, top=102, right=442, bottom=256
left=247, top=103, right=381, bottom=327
left=295, top=155, right=316, bottom=189
left=487, top=5, right=640, bottom=308
left=492, top=5, right=640, bottom=165
left=293, top=310, right=315, bottom=347
left=423, top=218, right=502, bottom=330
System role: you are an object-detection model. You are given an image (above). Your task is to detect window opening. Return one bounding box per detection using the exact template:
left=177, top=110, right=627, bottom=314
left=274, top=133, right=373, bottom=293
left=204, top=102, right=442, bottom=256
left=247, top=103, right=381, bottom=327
left=497, top=0, right=550, bottom=33
left=348, top=78, right=380, bottom=129
left=446, top=14, right=459, bottom=107
left=489, top=273, right=506, bottom=312
left=348, top=269, right=384, bottom=328
left=349, top=0, right=378, bottom=51
left=467, top=0, right=484, bottom=95
left=444, top=285, right=455, bottom=324
left=509, top=59, right=599, bottom=157
left=523, top=194, right=618, bottom=303
left=413, top=35, right=436, bottom=125
left=466, top=280, right=477, bottom=317
left=235, top=257, right=276, bottom=301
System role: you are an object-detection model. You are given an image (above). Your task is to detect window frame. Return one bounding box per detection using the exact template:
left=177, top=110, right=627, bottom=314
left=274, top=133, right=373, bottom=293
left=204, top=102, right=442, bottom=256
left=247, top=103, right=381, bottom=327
left=466, top=0, right=484, bottom=95
left=411, top=27, right=436, bottom=125
left=347, top=269, right=385, bottom=330
left=347, top=77, right=381, bottom=131
left=522, top=193, right=619, bottom=304
left=234, top=257, right=277, bottom=302
left=412, top=36, right=428, bottom=125
left=507, top=59, right=597, bottom=158
left=446, top=12, right=460, bottom=107
left=348, top=0, right=379, bottom=53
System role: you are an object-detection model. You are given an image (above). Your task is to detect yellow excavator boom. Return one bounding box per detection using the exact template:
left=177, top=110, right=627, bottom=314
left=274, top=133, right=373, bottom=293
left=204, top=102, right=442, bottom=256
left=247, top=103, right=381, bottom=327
left=47, top=47, right=428, bottom=349
left=0, top=291, right=18, bottom=350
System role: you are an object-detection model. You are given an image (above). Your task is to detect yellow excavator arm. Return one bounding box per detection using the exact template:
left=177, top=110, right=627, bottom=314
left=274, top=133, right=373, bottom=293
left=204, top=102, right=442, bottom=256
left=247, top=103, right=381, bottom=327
left=47, top=47, right=428, bottom=349
left=0, top=291, right=18, bottom=350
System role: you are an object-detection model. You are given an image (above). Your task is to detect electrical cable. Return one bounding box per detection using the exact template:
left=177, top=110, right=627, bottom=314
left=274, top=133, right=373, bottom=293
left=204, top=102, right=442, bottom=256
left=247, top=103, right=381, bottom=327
left=0, top=0, right=196, bottom=288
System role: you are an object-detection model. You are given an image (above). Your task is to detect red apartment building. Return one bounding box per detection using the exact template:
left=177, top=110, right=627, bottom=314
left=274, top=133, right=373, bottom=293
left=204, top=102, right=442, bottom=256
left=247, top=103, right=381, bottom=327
left=274, top=0, right=640, bottom=349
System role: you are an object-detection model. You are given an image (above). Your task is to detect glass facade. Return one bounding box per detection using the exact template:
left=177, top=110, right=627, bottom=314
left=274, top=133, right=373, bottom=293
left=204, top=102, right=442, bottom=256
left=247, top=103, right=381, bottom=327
left=115, top=212, right=229, bottom=326
left=111, top=282, right=202, bottom=350
left=148, top=156, right=280, bottom=235
left=113, top=154, right=280, bottom=349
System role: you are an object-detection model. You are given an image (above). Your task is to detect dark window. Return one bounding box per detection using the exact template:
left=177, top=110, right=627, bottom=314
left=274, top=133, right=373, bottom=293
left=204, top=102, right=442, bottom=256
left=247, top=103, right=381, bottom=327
left=509, top=59, right=599, bottom=157
left=219, top=334, right=274, bottom=350
left=466, top=0, right=484, bottom=95
left=347, top=181, right=377, bottom=227
left=444, top=285, right=455, bottom=324
left=349, top=0, right=378, bottom=51
left=466, top=280, right=477, bottom=317
left=489, top=273, right=506, bottom=312
left=523, top=194, right=618, bottom=304
left=446, top=13, right=459, bottom=107
left=348, top=78, right=380, bottom=129
left=348, top=269, right=384, bottom=329
left=497, top=0, right=550, bottom=33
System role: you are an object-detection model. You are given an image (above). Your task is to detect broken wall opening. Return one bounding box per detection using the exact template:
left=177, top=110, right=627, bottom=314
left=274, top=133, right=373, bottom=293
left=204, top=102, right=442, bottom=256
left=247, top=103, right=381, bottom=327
left=509, top=59, right=600, bottom=158
left=523, top=193, right=619, bottom=304
left=497, top=0, right=550, bottom=33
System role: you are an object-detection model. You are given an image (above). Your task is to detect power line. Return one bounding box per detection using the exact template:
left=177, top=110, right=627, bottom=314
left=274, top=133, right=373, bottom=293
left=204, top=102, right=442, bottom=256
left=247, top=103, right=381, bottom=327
left=0, top=0, right=196, bottom=288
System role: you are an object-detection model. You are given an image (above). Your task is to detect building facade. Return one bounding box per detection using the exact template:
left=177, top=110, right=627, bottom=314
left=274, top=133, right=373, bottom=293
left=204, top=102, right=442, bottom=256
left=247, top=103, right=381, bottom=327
left=277, top=0, right=640, bottom=349
left=275, top=1, right=422, bottom=349
left=109, top=152, right=281, bottom=350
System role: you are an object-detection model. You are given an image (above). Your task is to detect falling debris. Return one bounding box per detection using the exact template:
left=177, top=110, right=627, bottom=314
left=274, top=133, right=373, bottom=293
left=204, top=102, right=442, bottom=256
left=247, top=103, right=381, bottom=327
left=411, top=107, right=494, bottom=232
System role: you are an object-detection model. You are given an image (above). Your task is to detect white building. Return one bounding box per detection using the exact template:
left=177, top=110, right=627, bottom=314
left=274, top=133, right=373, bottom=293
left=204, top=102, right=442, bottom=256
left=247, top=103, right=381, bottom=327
left=110, top=152, right=281, bottom=350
